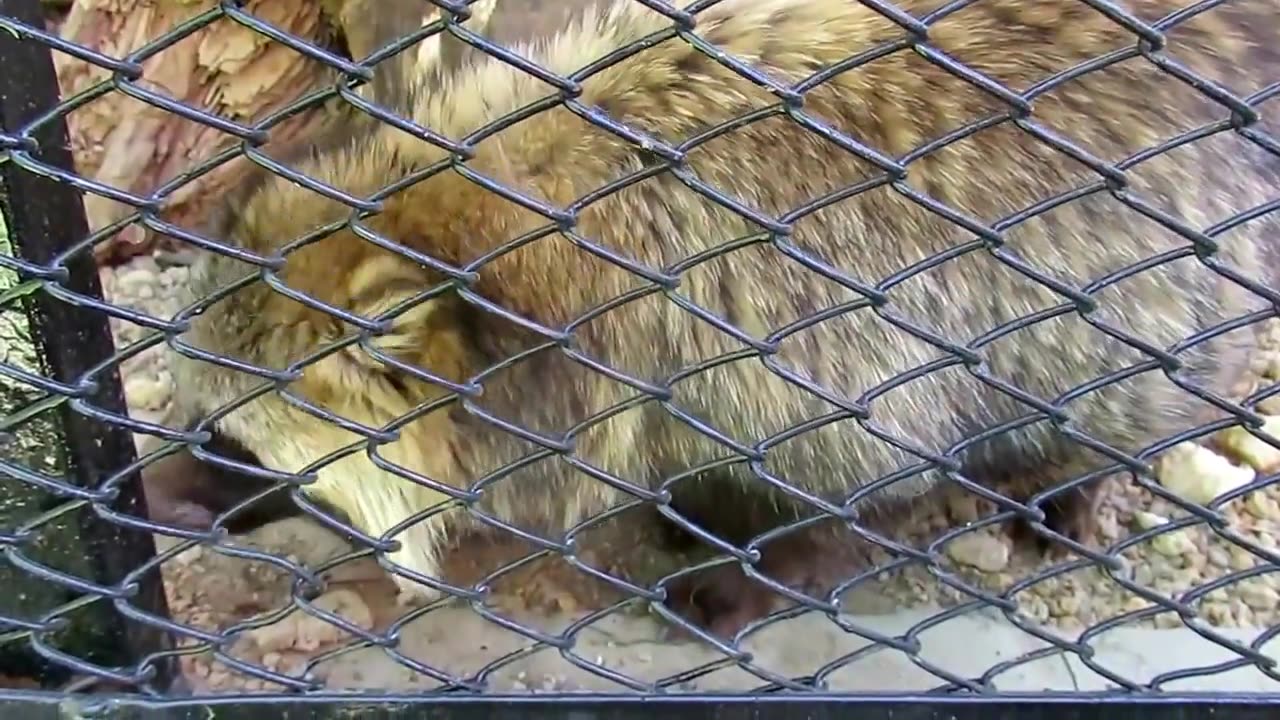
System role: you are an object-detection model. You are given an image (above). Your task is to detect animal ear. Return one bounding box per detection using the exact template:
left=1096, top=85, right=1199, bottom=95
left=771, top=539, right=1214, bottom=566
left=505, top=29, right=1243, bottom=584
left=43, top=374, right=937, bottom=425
left=342, top=253, right=442, bottom=372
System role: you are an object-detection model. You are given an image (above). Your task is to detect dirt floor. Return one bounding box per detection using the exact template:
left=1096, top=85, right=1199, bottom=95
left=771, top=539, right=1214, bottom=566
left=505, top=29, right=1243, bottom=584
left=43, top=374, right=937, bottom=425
left=102, top=254, right=1280, bottom=694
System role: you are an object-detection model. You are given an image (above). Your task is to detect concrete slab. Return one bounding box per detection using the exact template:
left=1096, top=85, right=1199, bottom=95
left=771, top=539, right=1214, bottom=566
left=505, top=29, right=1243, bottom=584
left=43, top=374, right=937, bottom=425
left=307, top=603, right=1280, bottom=693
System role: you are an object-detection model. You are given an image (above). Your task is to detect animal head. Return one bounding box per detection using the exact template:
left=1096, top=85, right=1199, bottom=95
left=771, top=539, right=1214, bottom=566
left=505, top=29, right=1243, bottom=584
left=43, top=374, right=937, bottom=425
left=164, top=138, right=473, bottom=536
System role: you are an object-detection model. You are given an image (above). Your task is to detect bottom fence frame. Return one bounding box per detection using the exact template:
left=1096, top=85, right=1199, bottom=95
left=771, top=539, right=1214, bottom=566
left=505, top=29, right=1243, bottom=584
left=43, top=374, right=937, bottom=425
left=5, top=0, right=1280, bottom=716
left=2, top=692, right=1280, bottom=720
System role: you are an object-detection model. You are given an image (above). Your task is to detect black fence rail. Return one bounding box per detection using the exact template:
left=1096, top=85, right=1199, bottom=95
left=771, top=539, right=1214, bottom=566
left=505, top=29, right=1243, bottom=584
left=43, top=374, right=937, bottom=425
left=1, top=0, right=1280, bottom=716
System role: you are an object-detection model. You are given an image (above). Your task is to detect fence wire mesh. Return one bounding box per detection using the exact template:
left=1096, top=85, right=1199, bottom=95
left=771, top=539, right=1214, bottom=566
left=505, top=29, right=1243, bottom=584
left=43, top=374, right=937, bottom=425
left=1, top=0, right=1280, bottom=709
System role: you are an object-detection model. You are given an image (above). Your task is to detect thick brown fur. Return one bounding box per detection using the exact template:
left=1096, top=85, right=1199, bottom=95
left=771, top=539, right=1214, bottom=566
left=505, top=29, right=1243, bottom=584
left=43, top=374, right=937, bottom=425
left=166, top=0, right=1280, bottom=639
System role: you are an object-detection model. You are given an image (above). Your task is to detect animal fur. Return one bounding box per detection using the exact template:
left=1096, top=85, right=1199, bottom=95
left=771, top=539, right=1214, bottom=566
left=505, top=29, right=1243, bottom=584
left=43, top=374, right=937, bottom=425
left=164, top=0, right=1280, bottom=637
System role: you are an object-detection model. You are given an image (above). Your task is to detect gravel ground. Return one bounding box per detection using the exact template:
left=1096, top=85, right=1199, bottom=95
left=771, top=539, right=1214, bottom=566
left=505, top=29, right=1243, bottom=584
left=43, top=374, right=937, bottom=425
left=98, top=254, right=1280, bottom=694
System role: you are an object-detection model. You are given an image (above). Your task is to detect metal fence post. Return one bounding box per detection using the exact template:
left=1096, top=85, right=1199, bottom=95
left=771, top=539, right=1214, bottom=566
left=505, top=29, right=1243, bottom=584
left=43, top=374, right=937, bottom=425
left=0, top=0, right=174, bottom=693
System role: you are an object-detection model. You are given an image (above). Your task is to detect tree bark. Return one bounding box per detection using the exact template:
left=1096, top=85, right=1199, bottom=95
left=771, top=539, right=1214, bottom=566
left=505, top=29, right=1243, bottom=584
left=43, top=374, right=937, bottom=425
left=51, top=0, right=346, bottom=265
left=49, top=0, right=586, bottom=265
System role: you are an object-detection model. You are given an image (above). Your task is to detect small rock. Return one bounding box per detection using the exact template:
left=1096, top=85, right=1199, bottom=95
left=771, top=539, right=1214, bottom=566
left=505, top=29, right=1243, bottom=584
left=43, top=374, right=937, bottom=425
left=261, top=588, right=376, bottom=654
left=1155, top=555, right=1190, bottom=580
left=1052, top=592, right=1083, bottom=617
left=1157, top=442, right=1254, bottom=505
left=946, top=494, right=982, bottom=525
left=248, top=616, right=301, bottom=653
left=1230, top=545, right=1256, bottom=571
left=541, top=674, right=565, bottom=691
left=1245, top=491, right=1280, bottom=520
left=207, top=669, right=230, bottom=689
left=312, top=588, right=374, bottom=631
left=1020, top=594, right=1050, bottom=623
left=1221, top=416, right=1280, bottom=472
left=1240, top=583, right=1278, bottom=611
left=1231, top=378, right=1260, bottom=399
left=1207, top=546, right=1231, bottom=567
left=944, top=533, right=1010, bottom=572
left=1152, top=530, right=1196, bottom=557
left=1133, top=563, right=1155, bottom=586
left=1184, top=553, right=1208, bottom=579
left=1228, top=599, right=1257, bottom=628
left=1134, top=511, right=1169, bottom=530
left=1095, top=511, right=1121, bottom=542
left=1136, top=512, right=1196, bottom=556
left=1203, top=601, right=1231, bottom=624
left=1260, top=395, right=1280, bottom=416
left=1124, top=595, right=1149, bottom=613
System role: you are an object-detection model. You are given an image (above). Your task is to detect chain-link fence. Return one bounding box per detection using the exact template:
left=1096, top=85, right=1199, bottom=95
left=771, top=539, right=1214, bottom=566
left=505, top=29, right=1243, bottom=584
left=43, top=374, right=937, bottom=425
left=2, top=0, right=1280, bottom=715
